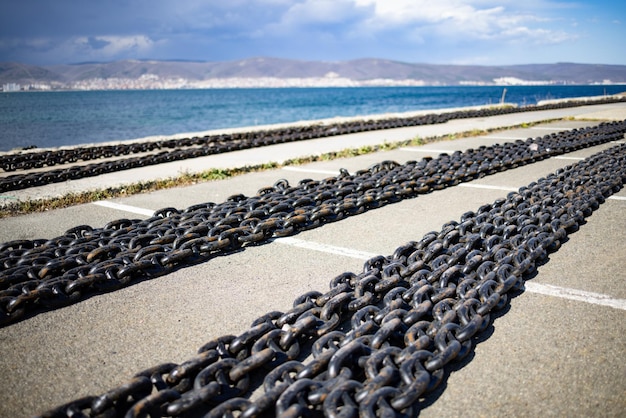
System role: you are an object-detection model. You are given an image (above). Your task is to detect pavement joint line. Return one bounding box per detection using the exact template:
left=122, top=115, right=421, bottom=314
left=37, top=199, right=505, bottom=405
left=608, top=195, right=626, bottom=201
left=399, top=148, right=456, bottom=154
left=272, top=237, right=377, bottom=260
left=458, top=183, right=518, bottom=192
left=92, top=201, right=155, bottom=217
left=553, top=156, right=585, bottom=160
left=281, top=167, right=339, bottom=175
left=524, top=282, right=626, bottom=311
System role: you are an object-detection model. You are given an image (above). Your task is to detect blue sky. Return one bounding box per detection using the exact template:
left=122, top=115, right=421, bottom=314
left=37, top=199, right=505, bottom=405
left=1, top=0, right=624, bottom=66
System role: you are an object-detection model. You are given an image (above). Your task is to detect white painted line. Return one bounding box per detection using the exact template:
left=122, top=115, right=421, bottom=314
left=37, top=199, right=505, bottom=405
left=399, top=148, right=455, bottom=154
left=608, top=196, right=626, bottom=201
left=525, top=282, right=626, bottom=311
left=275, top=237, right=626, bottom=310
left=553, top=156, right=585, bottom=160
left=282, top=167, right=339, bottom=175
left=611, top=140, right=626, bottom=144
left=92, top=201, right=155, bottom=217
left=530, top=127, right=570, bottom=131
left=273, top=237, right=377, bottom=260
left=274, top=236, right=626, bottom=310
left=485, top=136, right=527, bottom=140
left=458, top=183, right=518, bottom=192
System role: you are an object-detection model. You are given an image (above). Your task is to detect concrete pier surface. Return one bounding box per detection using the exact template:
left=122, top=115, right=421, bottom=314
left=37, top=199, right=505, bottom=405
left=0, top=101, right=625, bottom=417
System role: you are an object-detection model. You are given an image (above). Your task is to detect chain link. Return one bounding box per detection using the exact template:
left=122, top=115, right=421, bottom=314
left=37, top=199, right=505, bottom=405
left=33, top=139, right=626, bottom=417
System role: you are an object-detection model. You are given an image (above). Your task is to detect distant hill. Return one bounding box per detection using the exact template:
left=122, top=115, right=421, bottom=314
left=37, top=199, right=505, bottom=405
left=2, top=58, right=625, bottom=90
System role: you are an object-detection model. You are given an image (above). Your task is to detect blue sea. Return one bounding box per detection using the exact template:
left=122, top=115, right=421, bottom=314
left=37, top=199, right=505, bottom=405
left=1, top=85, right=624, bottom=152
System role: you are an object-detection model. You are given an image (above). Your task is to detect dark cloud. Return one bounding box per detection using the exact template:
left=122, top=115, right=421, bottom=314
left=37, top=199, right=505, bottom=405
left=86, top=37, right=110, bottom=50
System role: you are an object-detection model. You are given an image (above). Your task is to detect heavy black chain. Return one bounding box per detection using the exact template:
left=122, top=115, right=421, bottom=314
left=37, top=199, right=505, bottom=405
left=2, top=97, right=625, bottom=193
left=1, top=121, right=625, bottom=328
left=35, top=140, right=625, bottom=418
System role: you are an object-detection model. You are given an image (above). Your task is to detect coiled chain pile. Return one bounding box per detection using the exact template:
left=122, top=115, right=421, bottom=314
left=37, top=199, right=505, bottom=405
left=1, top=121, right=626, bottom=331
left=31, top=134, right=626, bottom=417
left=1, top=96, right=624, bottom=193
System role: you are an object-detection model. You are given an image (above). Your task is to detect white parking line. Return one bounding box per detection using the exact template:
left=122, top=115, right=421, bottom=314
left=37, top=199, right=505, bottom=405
left=92, top=201, right=155, bottom=217
left=399, top=148, right=454, bottom=154
left=530, top=127, right=570, bottom=131
left=553, top=156, right=585, bottom=160
left=273, top=237, right=377, bottom=260
left=273, top=236, right=626, bottom=310
left=608, top=196, right=626, bottom=201
left=282, top=167, right=339, bottom=175
left=485, top=136, right=527, bottom=140
left=524, top=282, right=626, bottom=311
left=458, top=183, right=518, bottom=192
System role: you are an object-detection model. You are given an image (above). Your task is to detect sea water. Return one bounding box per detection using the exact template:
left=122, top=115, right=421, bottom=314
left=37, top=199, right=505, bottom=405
left=0, top=85, right=623, bottom=151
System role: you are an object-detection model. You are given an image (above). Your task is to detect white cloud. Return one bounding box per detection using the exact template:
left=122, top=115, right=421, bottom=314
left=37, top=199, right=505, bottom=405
left=353, top=0, right=481, bottom=25
left=350, top=0, right=577, bottom=44
left=277, top=0, right=369, bottom=27
left=500, top=26, right=574, bottom=44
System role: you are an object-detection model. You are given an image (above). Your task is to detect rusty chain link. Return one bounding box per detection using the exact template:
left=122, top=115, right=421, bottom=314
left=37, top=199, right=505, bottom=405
left=1, top=120, right=626, bottom=328
left=1, top=97, right=624, bottom=192
left=33, top=139, right=626, bottom=417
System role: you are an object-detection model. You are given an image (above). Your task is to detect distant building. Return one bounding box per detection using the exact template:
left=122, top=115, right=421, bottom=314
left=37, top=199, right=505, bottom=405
left=2, top=83, right=21, bottom=92
left=493, top=77, right=552, bottom=86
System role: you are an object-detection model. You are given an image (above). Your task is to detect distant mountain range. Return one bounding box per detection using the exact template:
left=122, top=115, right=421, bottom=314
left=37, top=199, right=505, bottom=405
left=2, top=58, right=626, bottom=90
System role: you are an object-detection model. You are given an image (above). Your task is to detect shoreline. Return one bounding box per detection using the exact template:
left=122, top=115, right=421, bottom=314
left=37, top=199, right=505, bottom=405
left=5, top=81, right=626, bottom=93
left=3, top=103, right=512, bottom=155
left=1, top=91, right=625, bottom=156
left=2, top=99, right=625, bottom=214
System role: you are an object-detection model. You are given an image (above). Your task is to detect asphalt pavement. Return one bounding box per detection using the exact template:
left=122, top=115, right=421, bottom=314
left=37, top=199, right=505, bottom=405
left=0, top=101, right=625, bottom=417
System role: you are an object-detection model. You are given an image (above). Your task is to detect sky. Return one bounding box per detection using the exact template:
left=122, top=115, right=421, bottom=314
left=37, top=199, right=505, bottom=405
left=1, top=0, right=625, bottom=66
